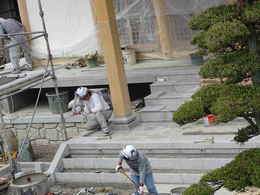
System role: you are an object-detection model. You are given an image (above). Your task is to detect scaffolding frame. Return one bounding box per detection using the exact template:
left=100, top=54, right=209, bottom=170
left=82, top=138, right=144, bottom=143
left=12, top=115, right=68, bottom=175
left=0, top=0, right=68, bottom=178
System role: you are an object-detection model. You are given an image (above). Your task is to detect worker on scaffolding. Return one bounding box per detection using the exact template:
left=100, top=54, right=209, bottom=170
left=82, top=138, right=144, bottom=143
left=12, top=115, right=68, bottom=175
left=68, top=87, right=112, bottom=135
left=116, top=145, right=158, bottom=195
left=0, top=17, right=33, bottom=73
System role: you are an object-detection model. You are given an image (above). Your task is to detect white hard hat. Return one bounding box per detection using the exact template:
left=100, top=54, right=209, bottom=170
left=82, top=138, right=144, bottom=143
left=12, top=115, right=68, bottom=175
left=120, top=145, right=138, bottom=160
left=75, top=87, right=88, bottom=98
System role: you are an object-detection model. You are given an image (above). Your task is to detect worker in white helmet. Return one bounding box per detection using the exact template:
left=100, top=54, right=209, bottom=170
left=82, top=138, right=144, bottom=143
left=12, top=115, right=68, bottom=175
left=115, top=145, right=158, bottom=195
left=68, top=87, right=112, bottom=135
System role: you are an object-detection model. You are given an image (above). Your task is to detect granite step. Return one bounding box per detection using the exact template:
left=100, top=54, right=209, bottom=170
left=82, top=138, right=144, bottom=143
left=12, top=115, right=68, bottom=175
left=150, top=81, right=200, bottom=94
left=145, top=92, right=192, bottom=106
left=62, top=158, right=232, bottom=172
left=54, top=172, right=203, bottom=185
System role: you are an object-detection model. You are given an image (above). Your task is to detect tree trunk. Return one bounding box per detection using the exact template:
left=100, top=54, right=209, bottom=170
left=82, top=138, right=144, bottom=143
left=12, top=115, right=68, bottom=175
left=249, top=27, right=260, bottom=130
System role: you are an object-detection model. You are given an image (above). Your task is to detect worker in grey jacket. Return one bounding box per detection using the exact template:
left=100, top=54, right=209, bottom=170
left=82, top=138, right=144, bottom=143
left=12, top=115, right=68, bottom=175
left=116, top=145, right=158, bottom=195
left=0, top=17, right=32, bottom=73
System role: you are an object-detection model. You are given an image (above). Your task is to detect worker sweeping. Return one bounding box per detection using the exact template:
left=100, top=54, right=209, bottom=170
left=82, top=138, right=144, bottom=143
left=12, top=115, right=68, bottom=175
left=115, top=145, right=158, bottom=195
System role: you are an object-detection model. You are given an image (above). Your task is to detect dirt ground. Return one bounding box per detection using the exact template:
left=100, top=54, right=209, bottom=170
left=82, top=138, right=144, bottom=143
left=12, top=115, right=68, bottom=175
left=50, top=185, right=134, bottom=195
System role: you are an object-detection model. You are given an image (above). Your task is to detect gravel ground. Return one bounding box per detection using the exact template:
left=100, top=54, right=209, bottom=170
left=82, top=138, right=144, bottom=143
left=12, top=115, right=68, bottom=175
left=50, top=185, right=134, bottom=195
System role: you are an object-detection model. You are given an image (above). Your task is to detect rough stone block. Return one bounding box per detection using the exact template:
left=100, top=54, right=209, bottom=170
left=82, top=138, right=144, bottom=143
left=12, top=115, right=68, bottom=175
left=31, top=124, right=44, bottom=129
left=39, top=128, right=47, bottom=139
left=29, top=128, right=41, bottom=140
left=76, top=123, right=87, bottom=128
left=67, top=127, right=79, bottom=138
left=44, top=124, right=58, bottom=129
left=14, top=124, right=28, bottom=129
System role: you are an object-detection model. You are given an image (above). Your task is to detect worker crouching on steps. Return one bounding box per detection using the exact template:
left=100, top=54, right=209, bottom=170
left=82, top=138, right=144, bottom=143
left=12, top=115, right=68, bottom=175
left=116, top=145, right=158, bottom=195
left=69, top=87, right=112, bottom=135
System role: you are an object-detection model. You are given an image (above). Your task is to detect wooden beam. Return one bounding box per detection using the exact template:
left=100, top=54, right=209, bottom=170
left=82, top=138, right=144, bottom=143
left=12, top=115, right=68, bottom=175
left=152, top=0, right=174, bottom=58
left=17, top=0, right=31, bottom=37
left=93, top=0, right=132, bottom=117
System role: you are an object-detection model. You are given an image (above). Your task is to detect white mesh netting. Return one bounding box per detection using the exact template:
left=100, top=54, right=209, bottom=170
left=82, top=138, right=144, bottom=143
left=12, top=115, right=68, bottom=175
left=25, top=0, right=226, bottom=59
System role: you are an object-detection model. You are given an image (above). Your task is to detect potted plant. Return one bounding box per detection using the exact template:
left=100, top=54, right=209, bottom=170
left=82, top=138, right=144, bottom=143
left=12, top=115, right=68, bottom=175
left=85, top=51, right=99, bottom=68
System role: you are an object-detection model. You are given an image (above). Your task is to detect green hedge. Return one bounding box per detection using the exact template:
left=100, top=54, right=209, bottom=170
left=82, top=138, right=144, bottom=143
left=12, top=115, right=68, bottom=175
left=183, top=183, right=214, bottom=195
left=184, top=149, right=260, bottom=194
left=201, top=148, right=260, bottom=191
left=173, top=100, right=205, bottom=125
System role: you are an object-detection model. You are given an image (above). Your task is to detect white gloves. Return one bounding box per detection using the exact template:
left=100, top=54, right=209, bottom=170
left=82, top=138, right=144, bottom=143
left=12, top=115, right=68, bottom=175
left=138, top=185, right=144, bottom=194
left=115, top=165, right=123, bottom=172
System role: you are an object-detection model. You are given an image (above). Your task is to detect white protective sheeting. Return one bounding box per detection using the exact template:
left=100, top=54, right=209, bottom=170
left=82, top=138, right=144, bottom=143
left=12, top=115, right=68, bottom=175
left=26, top=0, right=98, bottom=59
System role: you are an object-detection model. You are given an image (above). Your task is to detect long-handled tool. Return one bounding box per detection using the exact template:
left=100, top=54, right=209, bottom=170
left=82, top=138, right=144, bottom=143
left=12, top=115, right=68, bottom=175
left=119, top=169, right=144, bottom=195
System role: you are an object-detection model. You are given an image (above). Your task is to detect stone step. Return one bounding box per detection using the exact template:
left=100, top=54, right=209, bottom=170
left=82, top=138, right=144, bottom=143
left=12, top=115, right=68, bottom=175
left=155, top=73, right=200, bottom=83
left=138, top=105, right=174, bottom=122
left=145, top=92, right=192, bottom=106
left=68, top=137, right=257, bottom=158
left=54, top=172, right=203, bottom=185
left=62, top=158, right=232, bottom=171
left=150, top=81, right=200, bottom=94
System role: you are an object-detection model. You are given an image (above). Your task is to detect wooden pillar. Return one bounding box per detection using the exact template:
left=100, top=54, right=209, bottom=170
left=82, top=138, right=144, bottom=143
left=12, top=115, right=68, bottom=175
left=93, top=0, right=136, bottom=127
left=152, top=0, right=174, bottom=58
left=17, top=0, right=31, bottom=36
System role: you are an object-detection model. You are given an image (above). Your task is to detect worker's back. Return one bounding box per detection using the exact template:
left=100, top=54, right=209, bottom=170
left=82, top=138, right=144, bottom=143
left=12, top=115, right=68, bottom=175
left=0, top=18, right=23, bottom=34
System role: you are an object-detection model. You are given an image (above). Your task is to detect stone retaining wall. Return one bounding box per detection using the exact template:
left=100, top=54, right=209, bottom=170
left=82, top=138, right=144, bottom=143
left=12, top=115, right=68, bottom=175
left=5, top=122, right=87, bottom=143
left=4, top=122, right=88, bottom=161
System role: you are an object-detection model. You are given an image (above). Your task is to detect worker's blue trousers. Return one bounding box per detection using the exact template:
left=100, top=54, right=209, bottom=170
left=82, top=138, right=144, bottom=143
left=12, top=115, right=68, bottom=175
left=131, top=173, right=158, bottom=195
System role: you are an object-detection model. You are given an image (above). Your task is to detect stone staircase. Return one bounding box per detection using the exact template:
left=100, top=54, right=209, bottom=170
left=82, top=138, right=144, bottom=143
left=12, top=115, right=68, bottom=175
left=45, top=136, right=260, bottom=194
left=138, top=66, right=201, bottom=122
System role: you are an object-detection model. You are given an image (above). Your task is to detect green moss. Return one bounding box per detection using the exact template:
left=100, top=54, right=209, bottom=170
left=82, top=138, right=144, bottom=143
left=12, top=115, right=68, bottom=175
left=173, top=100, right=205, bottom=125
left=183, top=183, right=214, bottom=195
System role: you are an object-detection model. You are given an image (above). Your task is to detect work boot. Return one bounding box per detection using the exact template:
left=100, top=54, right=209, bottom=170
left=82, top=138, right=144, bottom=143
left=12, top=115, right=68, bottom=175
left=102, top=127, right=111, bottom=135
left=21, top=64, right=33, bottom=71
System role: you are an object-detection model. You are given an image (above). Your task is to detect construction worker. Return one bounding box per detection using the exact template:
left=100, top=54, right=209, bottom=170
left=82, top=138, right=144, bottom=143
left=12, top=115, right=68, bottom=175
left=116, top=145, right=158, bottom=195
left=69, top=87, right=112, bottom=135
left=0, top=17, right=33, bottom=73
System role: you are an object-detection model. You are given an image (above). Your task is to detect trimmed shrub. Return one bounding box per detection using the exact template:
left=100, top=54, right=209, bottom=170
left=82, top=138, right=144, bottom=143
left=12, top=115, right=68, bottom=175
left=201, top=149, right=260, bottom=191
left=234, top=125, right=259, bottom=143
left=173, top=100, right=205, bottom=125
left=189, top=5, right=238, bottom=30
left=183, top=183, right=214, bottom=195
left=206, top=20, right=250, bottom=52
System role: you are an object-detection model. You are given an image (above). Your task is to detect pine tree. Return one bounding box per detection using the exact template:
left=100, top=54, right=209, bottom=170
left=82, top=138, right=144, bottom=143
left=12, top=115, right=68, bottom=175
left=173, top=0, right=260, bottom=142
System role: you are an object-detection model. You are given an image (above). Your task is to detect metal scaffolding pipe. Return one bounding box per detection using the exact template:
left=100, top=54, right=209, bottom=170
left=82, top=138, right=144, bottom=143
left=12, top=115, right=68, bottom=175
left=0, top=31, right=44, bottom=37
left=3, top=34, right=44, bottom=50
